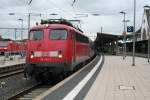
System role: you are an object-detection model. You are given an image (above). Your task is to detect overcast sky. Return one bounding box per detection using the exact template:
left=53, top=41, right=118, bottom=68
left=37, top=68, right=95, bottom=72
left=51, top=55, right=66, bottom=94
left=0, top=0, right=150, bottom=40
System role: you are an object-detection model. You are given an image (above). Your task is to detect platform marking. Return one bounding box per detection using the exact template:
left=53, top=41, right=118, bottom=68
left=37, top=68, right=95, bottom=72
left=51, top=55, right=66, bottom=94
left=62, top=56, right=103, bottom=100
left=119, top=85, right=135, bottom=90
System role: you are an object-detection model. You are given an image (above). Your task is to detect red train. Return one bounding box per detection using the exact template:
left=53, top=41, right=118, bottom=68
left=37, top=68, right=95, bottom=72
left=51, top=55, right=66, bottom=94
left=0, top=41, right=7, bottom=55
left=25, top=19, right=95, bottom=81
left=0, top=40, right=26, bottom=55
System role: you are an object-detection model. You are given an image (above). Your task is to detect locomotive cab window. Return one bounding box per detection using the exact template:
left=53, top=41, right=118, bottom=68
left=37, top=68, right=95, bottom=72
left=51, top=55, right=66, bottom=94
left=49, top=29, right=67, bottom=40
left=29, top=30, right=43, bottom=40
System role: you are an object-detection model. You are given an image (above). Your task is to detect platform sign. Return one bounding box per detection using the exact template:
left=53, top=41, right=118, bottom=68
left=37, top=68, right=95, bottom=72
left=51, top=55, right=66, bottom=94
left=127, top=26, right=134, bottom=32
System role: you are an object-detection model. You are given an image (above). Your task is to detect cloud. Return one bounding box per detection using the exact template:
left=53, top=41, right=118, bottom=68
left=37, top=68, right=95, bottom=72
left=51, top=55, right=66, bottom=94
left=0, top=0, right=150, bottom=40
left=0, top=0, right=27, bottom=8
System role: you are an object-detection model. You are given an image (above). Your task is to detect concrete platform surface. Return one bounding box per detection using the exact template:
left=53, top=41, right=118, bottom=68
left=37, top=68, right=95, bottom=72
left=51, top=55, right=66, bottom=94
left=0, top=57, right=25, bottom=68
left=84, top=55, right=150, bottom=100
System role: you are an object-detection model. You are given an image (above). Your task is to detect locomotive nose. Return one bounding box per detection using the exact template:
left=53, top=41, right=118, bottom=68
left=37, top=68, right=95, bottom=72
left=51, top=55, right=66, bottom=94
left=36, top=43, right=42, bottom=50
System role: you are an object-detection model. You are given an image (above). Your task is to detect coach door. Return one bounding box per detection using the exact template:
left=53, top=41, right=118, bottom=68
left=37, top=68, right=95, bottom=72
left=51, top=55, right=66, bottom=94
left=71, top=32, right=76, bottom=62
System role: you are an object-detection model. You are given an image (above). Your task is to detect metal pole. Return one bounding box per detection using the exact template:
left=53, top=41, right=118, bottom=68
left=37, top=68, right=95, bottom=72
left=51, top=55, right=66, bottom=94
left=148, top=26, right=150, bottom=62
left=21, top=19, right=23, bottom=40
left=18, top=19, right=23, bottom=40
left=28, top=13, right=30, bottom=38
left=101, top=27, right=102, bottom=33
left=120, top=11, right=127, bottom=60
left=123, top=13, right=126, bottom=59
left=132, top=0, right=136, bottom=66
left=18, top=19, right=23, bottom=57
left=14, top=28, right=17, bottom=40
left=148, top=8, right=150, bottom=62
left=101, top=27, right=103, bottom=52
left=125, top=19, right=130, bottom=58
left=28, top=0, right=32, bottom=39
left=14, top=28, right=17, bottom=60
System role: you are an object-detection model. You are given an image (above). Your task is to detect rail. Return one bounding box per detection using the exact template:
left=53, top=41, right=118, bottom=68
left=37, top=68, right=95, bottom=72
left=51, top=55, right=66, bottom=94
left=0, top=63, right=25, bottom=79
left=7, top=55, right=97, bottom=100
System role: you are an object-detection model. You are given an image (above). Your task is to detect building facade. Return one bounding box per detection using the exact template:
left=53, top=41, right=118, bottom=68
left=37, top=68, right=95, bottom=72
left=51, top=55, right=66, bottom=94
left=141, top=9, right=150, bottom=40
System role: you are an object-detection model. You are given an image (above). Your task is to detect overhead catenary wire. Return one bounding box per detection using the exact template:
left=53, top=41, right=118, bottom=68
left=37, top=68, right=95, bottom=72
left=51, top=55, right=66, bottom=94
left=45, top=0, right=75, bottom=18
left=72, top=0, right=76, bottom=7
left=28, top=0, right=33, bottom=5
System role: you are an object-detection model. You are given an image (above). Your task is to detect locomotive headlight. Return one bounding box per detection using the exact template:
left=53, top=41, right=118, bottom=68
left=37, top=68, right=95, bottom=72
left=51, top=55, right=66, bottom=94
left=58, top=54, right=62, bottom=58
left=30, top=51, right=34, bottom=59
left=30, top=55, right=34, bottom=59
left=58, top=50, right=62, bottom=58
left=49, top=50, right=62, bottom=58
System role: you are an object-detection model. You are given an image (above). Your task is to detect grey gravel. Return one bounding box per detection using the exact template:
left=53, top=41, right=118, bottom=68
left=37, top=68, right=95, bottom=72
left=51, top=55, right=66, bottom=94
left=0, top=73, right=37, bottom=100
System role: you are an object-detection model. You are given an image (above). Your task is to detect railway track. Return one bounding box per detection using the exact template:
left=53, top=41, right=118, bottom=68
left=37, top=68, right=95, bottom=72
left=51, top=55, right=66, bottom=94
left=8, top=83, right=51, bottom=100
left=0, top=63, right=25, bottom=79
left=6, top=55, right=96, bottom=100
left=7, top=73, right=67, bottom=100
left=0, top=69, right=24, bottom=79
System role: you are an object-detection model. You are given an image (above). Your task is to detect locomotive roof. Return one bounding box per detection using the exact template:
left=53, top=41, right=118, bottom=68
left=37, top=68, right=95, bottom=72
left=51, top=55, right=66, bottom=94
left=31, top=19, right=83, bottom=32
left=31, top=24, right=83, bottom=34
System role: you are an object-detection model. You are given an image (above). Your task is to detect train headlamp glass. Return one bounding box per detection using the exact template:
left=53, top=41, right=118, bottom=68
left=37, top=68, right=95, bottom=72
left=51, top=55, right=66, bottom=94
left=58, top=50, right=62, bottom=58
left=58, top=54, right=62, bottom=58
left=30, top=51, right=34, bottom=59
left=30, top=55, right=34, bottom=59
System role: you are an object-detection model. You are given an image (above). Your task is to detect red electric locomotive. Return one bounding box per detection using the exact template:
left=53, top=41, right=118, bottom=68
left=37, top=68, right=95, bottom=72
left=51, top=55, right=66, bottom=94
left=25, top=19, right=94, bottom=81
left=0, top=40, right=26, bottom=55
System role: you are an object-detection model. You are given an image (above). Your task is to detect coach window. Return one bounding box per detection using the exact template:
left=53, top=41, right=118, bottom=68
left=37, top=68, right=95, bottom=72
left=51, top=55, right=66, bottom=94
left=76, top=33, right=82, bottom=42
left=49, top=29, right=67, bottom=40
left=29, top=30, right=43, bottom=40
left=76, top=33, right=89, bottom=43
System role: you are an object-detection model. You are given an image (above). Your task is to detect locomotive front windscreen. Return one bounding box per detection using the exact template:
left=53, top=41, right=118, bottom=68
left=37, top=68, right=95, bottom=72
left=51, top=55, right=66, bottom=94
left=29, top=30, right=43, bottom=40
left=49, top=29, right=67, bottom=40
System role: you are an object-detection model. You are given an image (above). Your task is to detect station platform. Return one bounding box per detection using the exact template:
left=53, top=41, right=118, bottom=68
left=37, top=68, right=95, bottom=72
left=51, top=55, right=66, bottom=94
left=84, top=55, right=150, bottom=100
left=0, top=56, right=25, bottom=68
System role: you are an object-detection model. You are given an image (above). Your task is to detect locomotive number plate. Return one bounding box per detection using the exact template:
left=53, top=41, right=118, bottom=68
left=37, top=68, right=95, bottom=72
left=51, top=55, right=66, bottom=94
left=49, top=51, right=58, bottom=57
left=34, top=52, right=42, bottom=57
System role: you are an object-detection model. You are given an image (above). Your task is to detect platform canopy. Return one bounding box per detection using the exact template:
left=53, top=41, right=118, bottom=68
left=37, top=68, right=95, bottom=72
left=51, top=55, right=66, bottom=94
left=95, top=32, right=122, bottom=44
left=94, top=32, right=123, bottom=53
